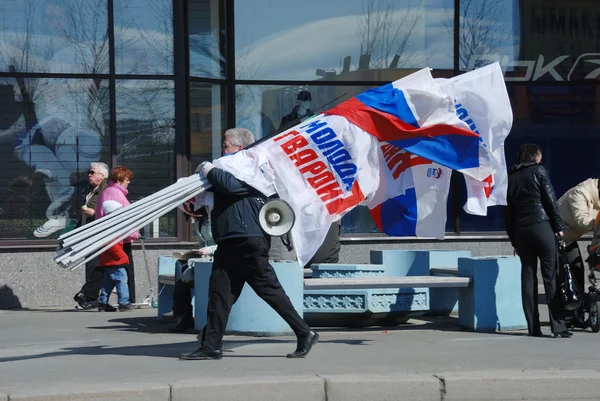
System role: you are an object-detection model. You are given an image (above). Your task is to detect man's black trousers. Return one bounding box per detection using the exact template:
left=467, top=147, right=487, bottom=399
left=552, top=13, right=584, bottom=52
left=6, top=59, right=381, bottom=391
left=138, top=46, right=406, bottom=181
left=203, top=236, right=309, bottom=350
left=515, top=221, right=567, bottom=334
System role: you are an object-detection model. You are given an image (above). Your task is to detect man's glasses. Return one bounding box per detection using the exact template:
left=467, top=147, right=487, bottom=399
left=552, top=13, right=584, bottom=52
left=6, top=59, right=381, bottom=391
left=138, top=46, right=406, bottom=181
left=88, top=170, right=102, bottom=176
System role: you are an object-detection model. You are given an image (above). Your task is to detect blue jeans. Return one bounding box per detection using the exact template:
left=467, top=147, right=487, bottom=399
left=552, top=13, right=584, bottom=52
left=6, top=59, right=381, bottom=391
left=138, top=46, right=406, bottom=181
left=98, top=266, right=130, bottom=305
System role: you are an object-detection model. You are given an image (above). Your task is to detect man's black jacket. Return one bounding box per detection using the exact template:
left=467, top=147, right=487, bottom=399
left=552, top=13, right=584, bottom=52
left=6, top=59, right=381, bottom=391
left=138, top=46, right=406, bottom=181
left=205, top=167, right=268, bottom=243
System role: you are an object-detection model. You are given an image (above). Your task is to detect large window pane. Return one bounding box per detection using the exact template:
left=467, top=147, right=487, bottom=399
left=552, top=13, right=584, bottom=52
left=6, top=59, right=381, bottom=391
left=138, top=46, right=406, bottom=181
left=190, top=82, right=224, bottom=166
left=459, top=0, right=519, bottom=71
left=116, top=79, right=175, bottom=237
left=114, top=0, right=173, bottom=75
left=0, top=0, right=109, bottom=74
left=0, top=77, right=110, bottom=239
left=235, top=0, right=454, bottom=81
left=189, top=0, right=224, bottom=79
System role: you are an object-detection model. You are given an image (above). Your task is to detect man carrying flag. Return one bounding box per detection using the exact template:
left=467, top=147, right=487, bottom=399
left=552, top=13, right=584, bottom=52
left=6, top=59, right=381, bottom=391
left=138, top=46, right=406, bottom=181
left=179, top=128, right=318, bottom=361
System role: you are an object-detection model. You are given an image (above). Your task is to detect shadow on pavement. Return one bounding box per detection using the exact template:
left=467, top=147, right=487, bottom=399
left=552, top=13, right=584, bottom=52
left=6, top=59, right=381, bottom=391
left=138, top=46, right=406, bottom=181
left=88, top=315, right=178, bottom=334
left=314, top=316, right=530, bottom=337
left=85, top=314, right=534, bottom=340
left=0, top=333, right=370, bottom=364
left=0, top=341, right=198, bottom=363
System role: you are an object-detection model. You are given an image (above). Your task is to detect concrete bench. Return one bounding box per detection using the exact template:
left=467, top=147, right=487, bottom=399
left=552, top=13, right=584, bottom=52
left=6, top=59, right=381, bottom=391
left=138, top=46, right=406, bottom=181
left=304, top=250, right=473, bottom=327
left=305, top=251, right=527, bottom=332
left=304, top=276, right=471, bottom=290
left=159, top=268, right=311, bottom=286
left=156, top=251, right=527, bottom=333
left=158, top=274, right=176, bottom=286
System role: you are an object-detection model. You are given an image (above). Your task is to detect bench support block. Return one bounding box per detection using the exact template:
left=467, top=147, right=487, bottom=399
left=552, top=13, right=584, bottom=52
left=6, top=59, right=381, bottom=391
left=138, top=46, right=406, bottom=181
left=458, top=256, right=527, bottom=332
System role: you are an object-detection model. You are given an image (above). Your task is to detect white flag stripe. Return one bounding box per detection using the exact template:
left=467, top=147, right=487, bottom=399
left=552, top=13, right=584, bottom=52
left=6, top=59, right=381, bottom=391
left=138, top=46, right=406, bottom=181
left=436, top=62, right=512, bottom=216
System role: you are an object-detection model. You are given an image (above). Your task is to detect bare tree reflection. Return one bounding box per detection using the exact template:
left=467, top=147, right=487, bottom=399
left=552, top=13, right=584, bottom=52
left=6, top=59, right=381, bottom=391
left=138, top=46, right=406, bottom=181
left=451, top=0, right=510, bottom=70
left=357, top=0, right=423, bottom=69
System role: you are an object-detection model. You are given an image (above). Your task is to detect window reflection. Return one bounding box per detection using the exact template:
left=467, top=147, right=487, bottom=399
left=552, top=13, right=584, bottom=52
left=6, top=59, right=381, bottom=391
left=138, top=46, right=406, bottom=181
left=114, top=0, right=173, bottom=75
left=189, top=0, right=224, bottom=78
left=190, top=82, right=224, bottom=165
left=235, top=0, right=453, bottom=81
left=0, top=77, right=110, bottom=239
left=0, top=0, right=109, bottom=74
left=458, top=0, right=519, bottom=71
left=116, top=79, right=175, bottom=237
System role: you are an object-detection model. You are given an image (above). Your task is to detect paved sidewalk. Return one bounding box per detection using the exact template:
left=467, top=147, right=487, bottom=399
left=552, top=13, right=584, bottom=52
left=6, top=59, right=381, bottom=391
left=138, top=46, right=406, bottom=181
left=1, top=307, right=600, bottom=400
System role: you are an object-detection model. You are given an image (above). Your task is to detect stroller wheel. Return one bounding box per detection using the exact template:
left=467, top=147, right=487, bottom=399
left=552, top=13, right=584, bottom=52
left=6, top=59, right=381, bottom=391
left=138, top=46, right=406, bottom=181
left=590, top=301, right=600, bottom=333
left=151, top=297, right=159, bottom=309
left=571, top=304, right=589, bottom=329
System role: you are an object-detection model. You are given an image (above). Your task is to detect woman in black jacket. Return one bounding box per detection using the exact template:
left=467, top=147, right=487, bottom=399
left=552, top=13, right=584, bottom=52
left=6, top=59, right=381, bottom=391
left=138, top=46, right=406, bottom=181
left=505, top=143, right=571, bottom=338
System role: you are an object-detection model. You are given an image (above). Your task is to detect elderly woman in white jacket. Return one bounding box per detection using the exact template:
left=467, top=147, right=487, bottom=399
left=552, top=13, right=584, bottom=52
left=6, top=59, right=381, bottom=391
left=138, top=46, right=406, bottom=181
left=557, top=178, right=600, bottom=325
left=557, top=178, right=600, bottom=247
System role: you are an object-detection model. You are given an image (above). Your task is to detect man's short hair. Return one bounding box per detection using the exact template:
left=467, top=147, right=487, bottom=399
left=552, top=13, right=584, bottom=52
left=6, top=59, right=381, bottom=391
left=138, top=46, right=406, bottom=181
left=90, top=162, right=109, bottom=178
left=225, top=128, right=255, bottom=148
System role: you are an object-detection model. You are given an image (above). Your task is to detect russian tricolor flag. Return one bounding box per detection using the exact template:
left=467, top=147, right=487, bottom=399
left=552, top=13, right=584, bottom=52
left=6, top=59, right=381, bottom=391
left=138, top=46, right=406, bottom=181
left=325, top=68, right=494, bottom=182
left=209, top=66, right=508, bottom=265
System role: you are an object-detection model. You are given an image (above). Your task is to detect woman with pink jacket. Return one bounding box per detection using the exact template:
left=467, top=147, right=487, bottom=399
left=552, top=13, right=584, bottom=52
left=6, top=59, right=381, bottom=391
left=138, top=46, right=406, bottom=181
left=95, top=166, right=139, bottom=311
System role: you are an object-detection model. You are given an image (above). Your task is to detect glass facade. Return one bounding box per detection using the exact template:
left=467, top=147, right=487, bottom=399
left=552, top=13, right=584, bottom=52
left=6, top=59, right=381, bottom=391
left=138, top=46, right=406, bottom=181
left=0, top=0, right=598, bottom=244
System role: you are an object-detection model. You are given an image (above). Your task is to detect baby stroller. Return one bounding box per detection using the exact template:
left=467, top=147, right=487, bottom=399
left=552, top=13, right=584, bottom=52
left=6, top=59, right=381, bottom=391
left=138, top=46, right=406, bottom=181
left=568, top=212, right=600, bottom=332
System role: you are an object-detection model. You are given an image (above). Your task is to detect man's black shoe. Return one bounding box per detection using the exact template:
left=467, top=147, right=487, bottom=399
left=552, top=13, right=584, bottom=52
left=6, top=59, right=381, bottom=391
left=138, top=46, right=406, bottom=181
left=79, top=301, right=98, bottom=310
left=553, top=330, right=573, bottom=338
left=287, top=330, right=319, bottom=358
left=98, top=303, right=117, bottom=312
left=179, top=347, right=222, bottom=360
left=73, top=293, right=87, bottom=307
left=169, top=316, right=195, bottom=333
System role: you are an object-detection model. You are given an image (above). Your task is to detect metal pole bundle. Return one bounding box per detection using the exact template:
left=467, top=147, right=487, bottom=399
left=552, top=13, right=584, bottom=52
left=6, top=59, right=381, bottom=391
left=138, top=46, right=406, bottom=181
left=54, top=173, right=211, bottom=271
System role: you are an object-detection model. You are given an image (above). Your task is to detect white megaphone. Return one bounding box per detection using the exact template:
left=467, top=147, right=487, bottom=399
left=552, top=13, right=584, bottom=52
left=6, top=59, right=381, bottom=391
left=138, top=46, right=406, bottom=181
left=258, top=199, right=295, bottom=237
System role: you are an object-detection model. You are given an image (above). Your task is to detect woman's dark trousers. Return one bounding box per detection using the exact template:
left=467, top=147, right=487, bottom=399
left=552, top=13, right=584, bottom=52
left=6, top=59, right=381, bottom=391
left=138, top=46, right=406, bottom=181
left=516, top=221, right=567, bottom=335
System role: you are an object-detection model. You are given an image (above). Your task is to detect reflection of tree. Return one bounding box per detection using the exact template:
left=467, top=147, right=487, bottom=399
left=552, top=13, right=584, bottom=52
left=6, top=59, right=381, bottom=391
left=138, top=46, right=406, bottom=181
left=357, top=0, right=423, bottom=69
left=0, top=0, right=110, bottom=135
left=189, top=27, right=225, bottom=78
left=453, top=0, right=509, bottom=70
left=0, top=0, right=44, bottom=74
left=115, top=80, right=174, bottom=151
left=47, top=0, right=109, bottom=74
left=115, top=0, right=173, bottom=74
left=111, top=1, right=175, bottom=147
left=234, top=41, right=267, bottom=133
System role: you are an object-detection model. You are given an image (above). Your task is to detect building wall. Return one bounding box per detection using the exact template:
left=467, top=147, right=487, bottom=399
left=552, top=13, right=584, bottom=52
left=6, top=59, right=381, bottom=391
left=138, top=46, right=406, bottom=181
left=4, top=236, right=589, bottom=309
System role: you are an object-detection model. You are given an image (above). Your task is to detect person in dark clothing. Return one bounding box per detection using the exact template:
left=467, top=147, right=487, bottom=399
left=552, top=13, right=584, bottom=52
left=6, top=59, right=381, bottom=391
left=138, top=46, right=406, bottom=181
left=304, top=220, right=341, bottom=269
left=504, top=143, right=571, bottom=338
left=171, top=129, right=252, bottom=335
left=72, top=162, right=109, bottom=310
left=180, top=128, right=318, bottom=360
left=168, top=211, right=215, bottom=333
left=279, top=90, right=313, bottom=131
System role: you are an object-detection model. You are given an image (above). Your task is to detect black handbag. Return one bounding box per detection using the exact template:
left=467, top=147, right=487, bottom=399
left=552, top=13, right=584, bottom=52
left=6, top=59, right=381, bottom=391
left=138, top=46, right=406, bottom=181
left=558, top=239, right=582, bottom=311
